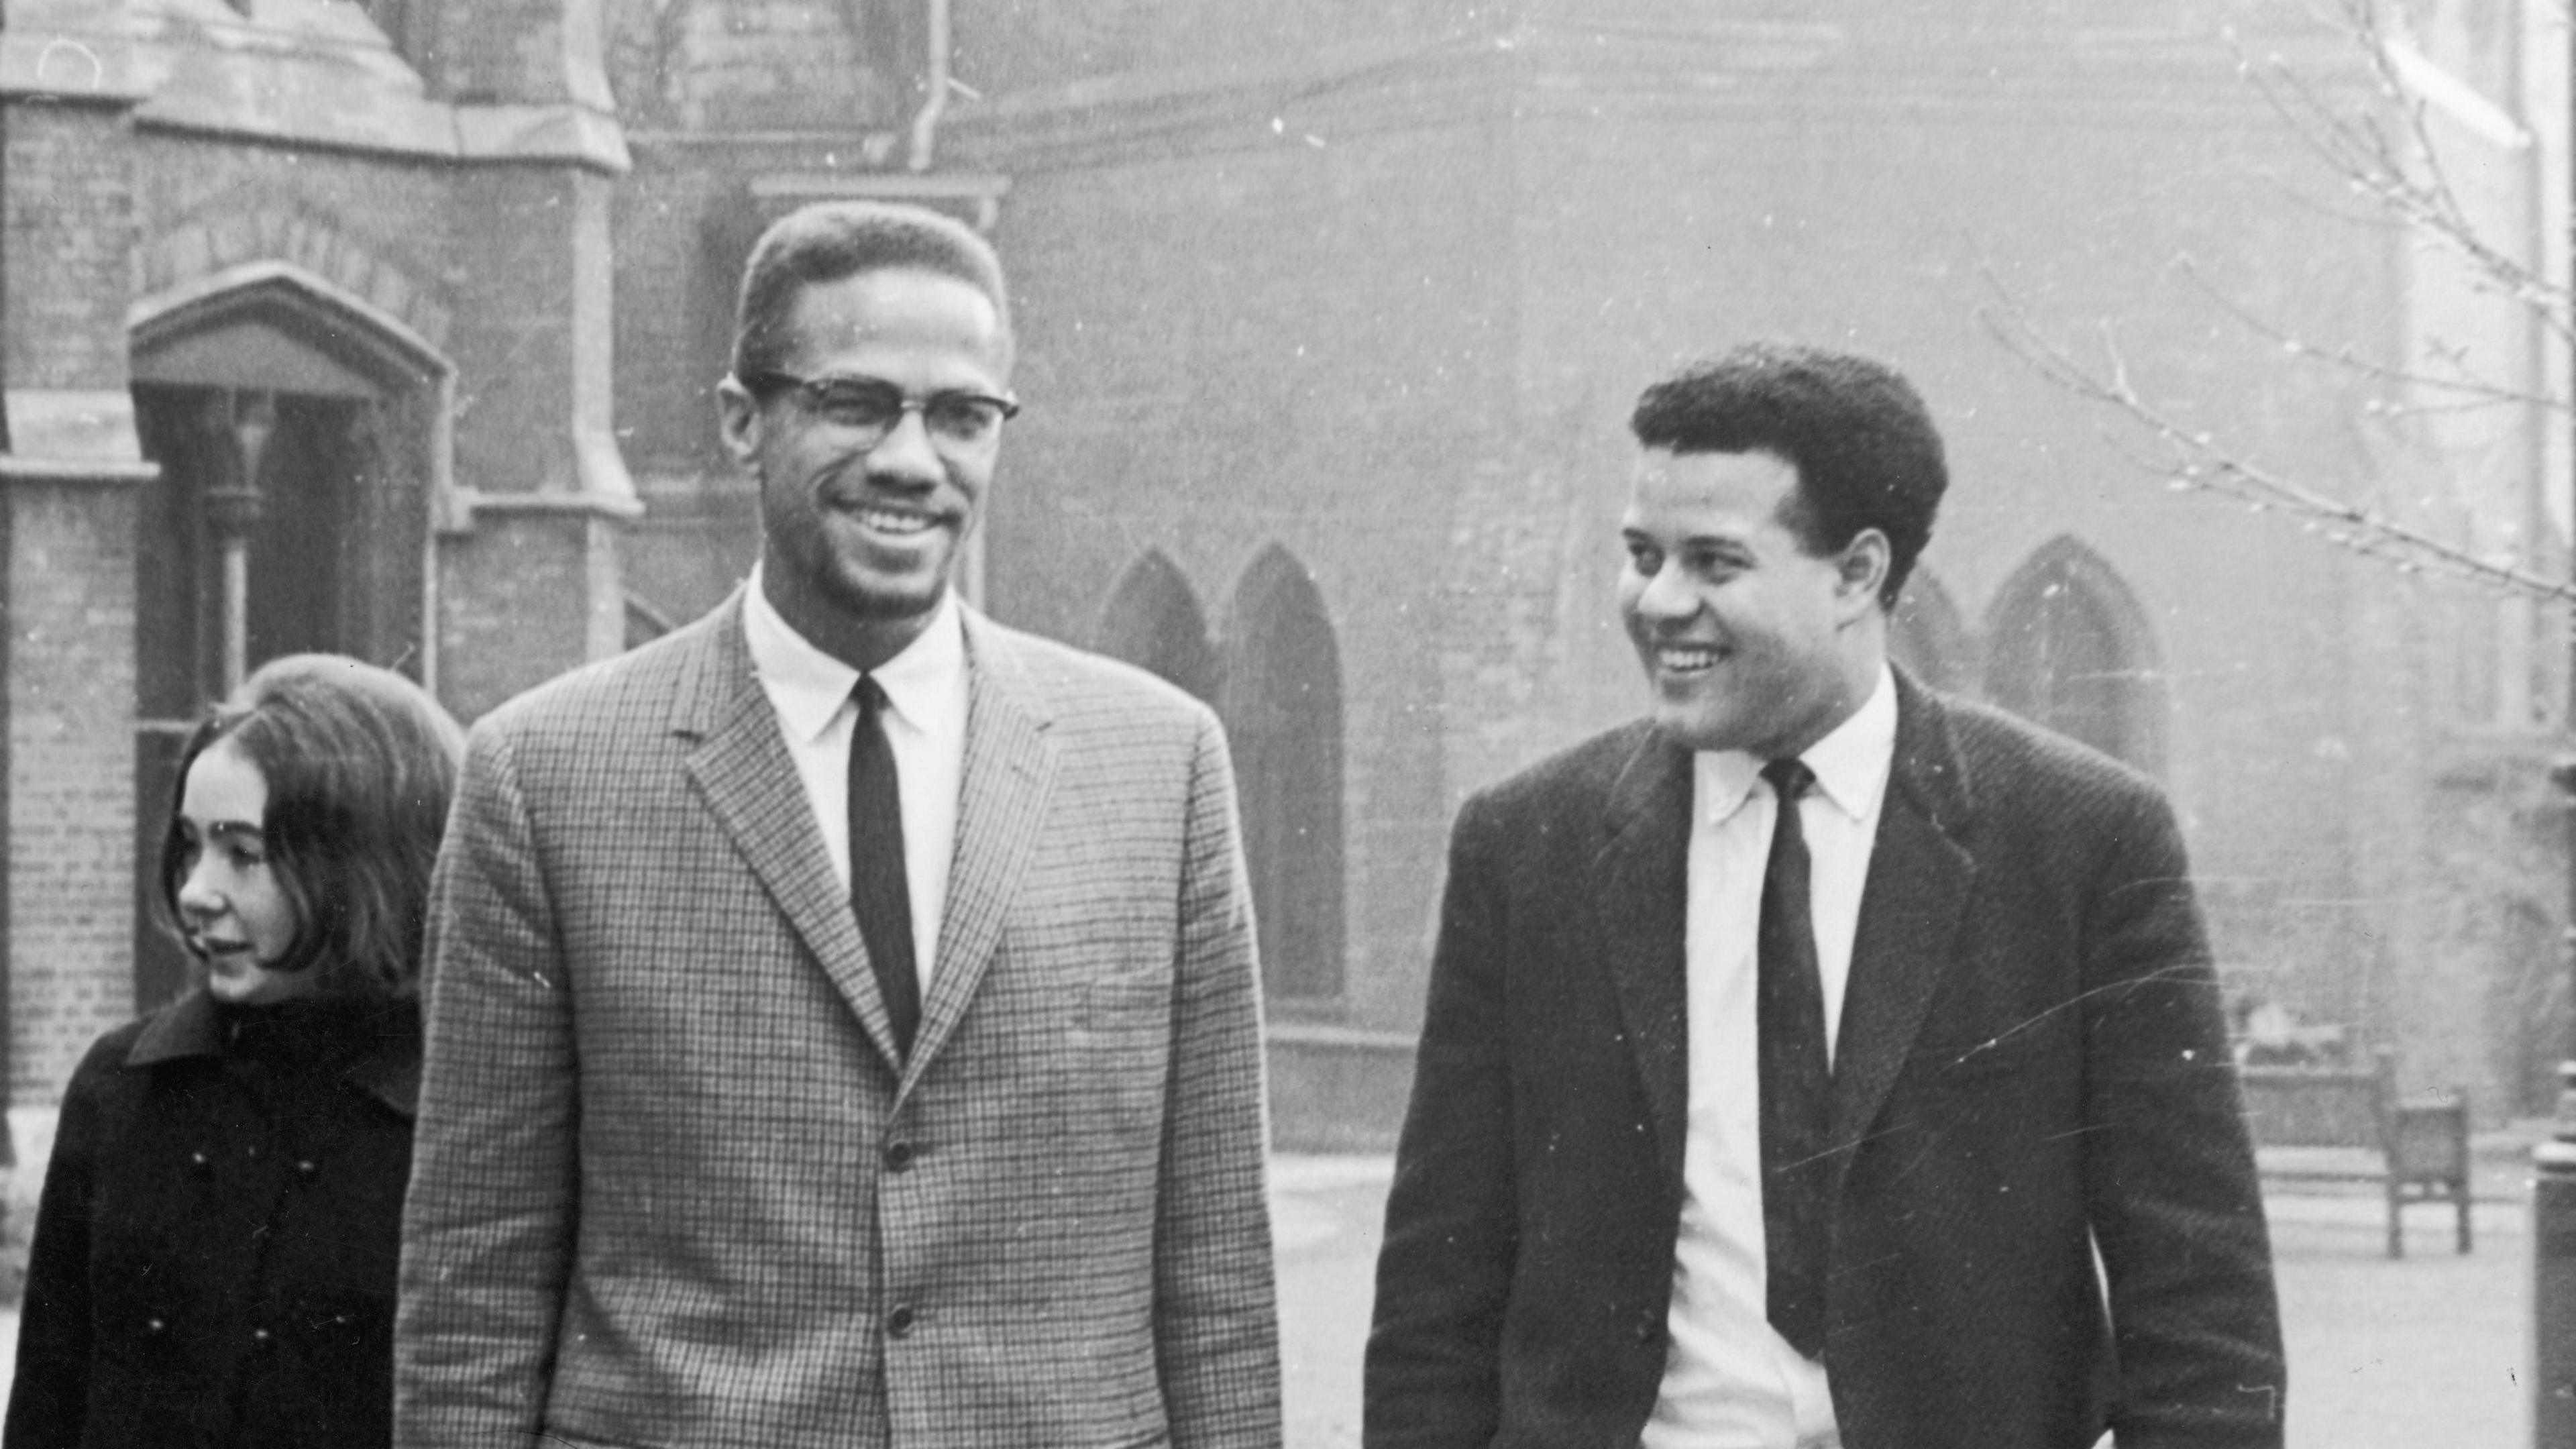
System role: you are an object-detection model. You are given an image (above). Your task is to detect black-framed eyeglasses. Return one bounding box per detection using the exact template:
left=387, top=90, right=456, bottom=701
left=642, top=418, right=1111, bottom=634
left=742, top=370, right=1020, bottom=451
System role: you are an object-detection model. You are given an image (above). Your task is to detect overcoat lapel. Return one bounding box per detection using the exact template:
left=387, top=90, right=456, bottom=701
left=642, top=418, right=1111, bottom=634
left=904, top=613, right=1059, bottom=1087
left=675, top=592, right=908, bottom=1071
left=1594, top=727, right=1697, bottom=1190
left=1826, top=673, right=1977, bottom=1195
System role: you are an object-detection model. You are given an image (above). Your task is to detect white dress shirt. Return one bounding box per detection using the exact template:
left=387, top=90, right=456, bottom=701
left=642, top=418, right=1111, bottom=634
left=1643, top=664, right=1898, bottom=1449
left=741, top=565, right=970, bottom=989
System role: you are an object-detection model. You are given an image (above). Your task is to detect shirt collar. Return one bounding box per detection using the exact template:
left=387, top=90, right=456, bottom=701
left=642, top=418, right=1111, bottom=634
left=1697, top=663, right=1900, bottom=826
left=742, top=561, right=968, bottom=743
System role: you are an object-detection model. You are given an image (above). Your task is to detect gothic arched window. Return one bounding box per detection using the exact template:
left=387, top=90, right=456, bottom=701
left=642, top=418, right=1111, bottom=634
left=1220, top=546, right=1346, bottom=1004
left=1983, top=537, right=2166, bottom=774
left=1095, top=549, right=1218, bottom=702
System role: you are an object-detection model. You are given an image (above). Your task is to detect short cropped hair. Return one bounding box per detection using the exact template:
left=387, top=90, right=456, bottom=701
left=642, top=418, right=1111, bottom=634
left=731, top=201, right=1013, bottom=387
left=1630, top=343, right=1947, bottom=607
left=157, top=655, right=466, bottom=1001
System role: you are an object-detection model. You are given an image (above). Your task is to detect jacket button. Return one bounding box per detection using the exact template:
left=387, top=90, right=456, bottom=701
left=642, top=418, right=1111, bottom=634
left=187, top=1151, right=211, bottom=1177
left=296, top=1159, right=318, bottom=1178
left=886, top=1305, right=916, bottom=1338
left=883, top=1140, right=916, bottom=1173
left=1634, top=1321, right=1660, bottom=1344
left=144, top=1318, right=166, bottom=1336
left=250, top=1328, right=274, bottom=1350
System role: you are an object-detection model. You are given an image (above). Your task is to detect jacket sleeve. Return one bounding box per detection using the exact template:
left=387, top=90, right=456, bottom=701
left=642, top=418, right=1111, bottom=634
left=394, top=720, right=580, bottom=1446
left=2080, top=786, right=2286, bottom=1449
left=1155, top=708, right=1285, bottom=1449
left=1363, top=790, right=1517, bottom=1449
left=4, top=1040, right=114, bottom=1449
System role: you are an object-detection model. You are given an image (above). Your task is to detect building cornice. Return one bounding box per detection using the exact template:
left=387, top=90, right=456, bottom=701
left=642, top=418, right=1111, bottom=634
left=0, top=19, right=629, bottom=174
left=0, top=457, right=160, bottom=486
left=0, top=388, right=157, bottom=488
left=445, top=487, right=645, bottom=526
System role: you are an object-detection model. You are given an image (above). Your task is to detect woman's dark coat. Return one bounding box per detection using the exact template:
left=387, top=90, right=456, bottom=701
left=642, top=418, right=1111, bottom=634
left=3, top=988, right=421, bottom=1449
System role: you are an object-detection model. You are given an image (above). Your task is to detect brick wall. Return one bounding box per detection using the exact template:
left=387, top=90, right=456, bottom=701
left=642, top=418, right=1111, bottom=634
left=608, top=0, right=914, bottom=131
left=930, top=6, right=2564, bottom=1132
left=960, top=91, right=1515, bottom=1033
left=127, top=142, right=461, bottom=355
left=6, top=482, right=140, bottom=1103
left=6, top=107, right=134, bottom=392
left=436, top=511, right=610, bottom=724
left=953, top=0, right=1476, bottom=97
left=5, top=103, right=146, bottom=1107
left=0, top=0, right=2527, bottom=1136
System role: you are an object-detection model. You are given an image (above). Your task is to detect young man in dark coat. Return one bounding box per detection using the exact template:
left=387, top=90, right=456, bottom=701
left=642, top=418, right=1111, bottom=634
left=1365, top=345, right=2284, bottom=1449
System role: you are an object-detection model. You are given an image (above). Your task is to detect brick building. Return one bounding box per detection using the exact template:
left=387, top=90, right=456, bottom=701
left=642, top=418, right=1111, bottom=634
left=2, top=0, right=2565, bottom=1155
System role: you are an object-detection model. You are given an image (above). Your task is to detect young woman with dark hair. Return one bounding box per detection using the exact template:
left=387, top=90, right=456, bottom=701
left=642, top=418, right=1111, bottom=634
left=5, top=655, right=464, bottom=1449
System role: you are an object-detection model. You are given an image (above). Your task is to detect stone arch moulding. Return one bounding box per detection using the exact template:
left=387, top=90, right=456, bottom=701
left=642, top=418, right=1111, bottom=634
left=1980, top=535, right=2169, bottom=776
left=127, top=258, right=458, bottom=694
left=1094, top=548, right=1218, bottom=702
left=1220, top=545, right=1348, bottom=1008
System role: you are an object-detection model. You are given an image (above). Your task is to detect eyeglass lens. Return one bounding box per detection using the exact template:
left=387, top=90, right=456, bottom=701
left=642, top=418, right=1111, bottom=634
left=804, top=378, right=1008, bottom=446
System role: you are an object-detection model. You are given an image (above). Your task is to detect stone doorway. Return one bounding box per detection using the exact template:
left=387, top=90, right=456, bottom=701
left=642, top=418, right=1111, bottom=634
left=126, top=269, right=449, bottom=1012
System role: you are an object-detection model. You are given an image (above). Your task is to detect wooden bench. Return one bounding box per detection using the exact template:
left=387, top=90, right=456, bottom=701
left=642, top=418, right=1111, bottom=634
left=2237, top=1049, right=2471, bottom=1258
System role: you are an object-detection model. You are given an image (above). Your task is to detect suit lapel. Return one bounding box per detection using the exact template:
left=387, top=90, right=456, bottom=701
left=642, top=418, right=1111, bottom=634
left=677, top=591, right=908, bottom=1070
left=1827, top=672, right=1977, bottom=1193
left=904, top=612, right=1059, bottom=1086
left=1593, top=727, right=1696, bottom=1189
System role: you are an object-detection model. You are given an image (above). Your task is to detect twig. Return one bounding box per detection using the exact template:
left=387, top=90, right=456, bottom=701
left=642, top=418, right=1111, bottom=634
left=1979, top=297, right=2576, bottom=606
left=2171, top=255, right=2571, bottom=414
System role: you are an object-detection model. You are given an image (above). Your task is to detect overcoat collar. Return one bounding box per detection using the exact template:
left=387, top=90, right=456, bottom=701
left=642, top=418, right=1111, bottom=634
left=1593, top=666, right=1980, bottom=1195
left=673, top=586, right=1059, bottom=1089
left=125, top=987, right=423, bottom=1117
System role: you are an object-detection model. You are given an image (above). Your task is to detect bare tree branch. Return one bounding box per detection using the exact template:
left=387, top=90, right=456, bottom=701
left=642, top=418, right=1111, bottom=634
left=2170, top=254, right=2572, bottom=414
left=1980, top=293, right=2576, bottom=606
left=2236, top=0, right=2574, bottom=347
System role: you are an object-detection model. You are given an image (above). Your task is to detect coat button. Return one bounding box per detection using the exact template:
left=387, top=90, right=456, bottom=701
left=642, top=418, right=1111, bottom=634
left=250, top=1328, right=274, bottom=1350
left=187, top=1151, right=211, bottom=1177
left=883, top=1140, right=916, bottom=1173
left=144, top=1318, right=166, bottom=1336
left=296, top=1159, right=318, bottom=1178
left=886, top=1305, right=916, bottom=1338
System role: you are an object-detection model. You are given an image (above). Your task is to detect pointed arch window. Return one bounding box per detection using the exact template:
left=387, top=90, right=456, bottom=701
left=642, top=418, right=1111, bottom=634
left=1888, top=568, right=1975, bottom=695
left=1220, top=547, right=1346, bottom=1005
left=1983, top=538, right=2166, bottom=774
left=1094, top=549, right=1218, bottom=702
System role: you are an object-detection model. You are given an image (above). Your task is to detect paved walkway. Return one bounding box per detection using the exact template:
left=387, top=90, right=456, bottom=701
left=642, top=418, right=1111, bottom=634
left=1275, top=1151, right=2538, bottom=1449
left=0, top=1149, right=2535, bottom=1445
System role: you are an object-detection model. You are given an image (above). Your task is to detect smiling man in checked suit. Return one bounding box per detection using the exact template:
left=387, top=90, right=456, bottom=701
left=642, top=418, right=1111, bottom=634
left=394, top=201, right=1282, bottom=1449
left=1365, top=344, right=2283, bottom=1449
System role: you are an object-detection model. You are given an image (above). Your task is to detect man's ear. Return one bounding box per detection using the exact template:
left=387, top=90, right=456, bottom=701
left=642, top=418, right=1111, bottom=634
left=1835, top=529, right=1892, bottom=619
left=716, top=376, right=763, bottom=470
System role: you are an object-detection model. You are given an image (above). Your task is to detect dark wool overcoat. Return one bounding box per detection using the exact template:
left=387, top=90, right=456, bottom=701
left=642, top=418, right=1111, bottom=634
left=3, top=988, right=420, bottom=1449
left=1365, top=671, right=2286, bottom=1449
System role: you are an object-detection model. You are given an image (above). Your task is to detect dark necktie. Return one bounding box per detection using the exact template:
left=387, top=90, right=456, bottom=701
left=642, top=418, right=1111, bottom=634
left=848, top=676, right=919, bottom=1057
left=1758, top=757, right=1831, bottom=1359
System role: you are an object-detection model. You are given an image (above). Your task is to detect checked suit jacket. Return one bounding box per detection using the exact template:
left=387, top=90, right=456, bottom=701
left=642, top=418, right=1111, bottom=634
left=1365, top=671, right=2284, bottom=1449
left=394, top=590, right=1282, bottom=1449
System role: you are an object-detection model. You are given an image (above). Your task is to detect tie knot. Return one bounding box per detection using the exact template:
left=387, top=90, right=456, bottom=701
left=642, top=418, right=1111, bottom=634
left=853, top=675, right=890, bottom=718
left=1761, top=757, right=1815, bottom=804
